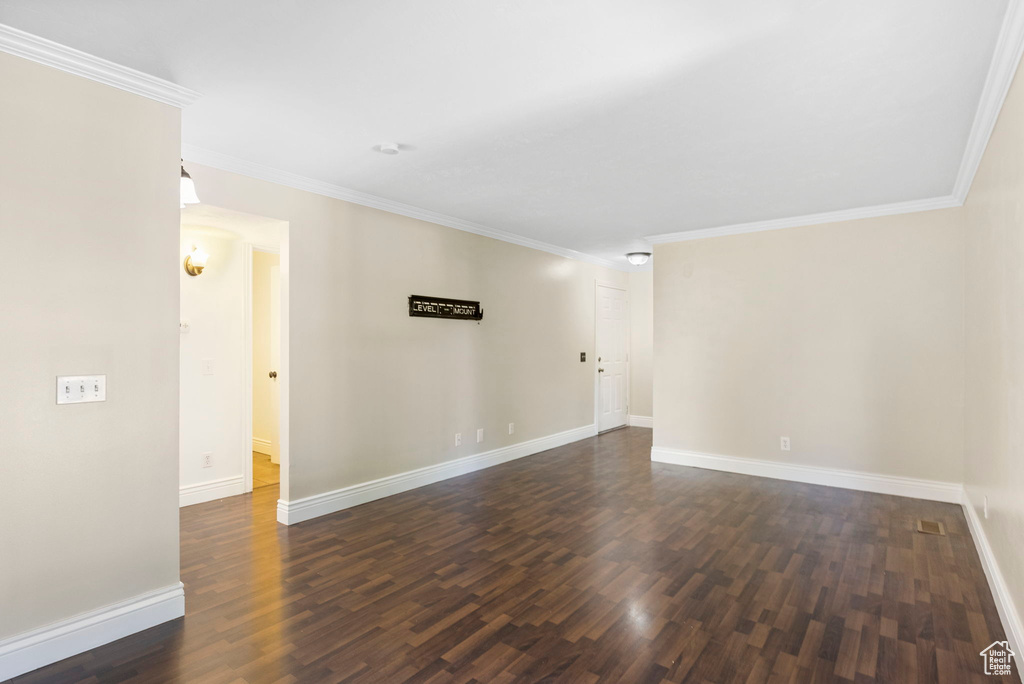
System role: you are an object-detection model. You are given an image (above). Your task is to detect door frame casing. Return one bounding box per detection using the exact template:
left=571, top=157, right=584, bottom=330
left=243, top=243, right=281, bottom=493
left=593, top=280, right=630, bottom=433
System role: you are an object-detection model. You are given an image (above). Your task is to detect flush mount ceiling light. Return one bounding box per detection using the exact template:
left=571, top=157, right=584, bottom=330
left=626, top=252, right=652, bottom=266
left=180, top=160, right=200, bottom=208
left=373, top=142, right=401, bottom=155
left=183, top=245, right=209, bottom=276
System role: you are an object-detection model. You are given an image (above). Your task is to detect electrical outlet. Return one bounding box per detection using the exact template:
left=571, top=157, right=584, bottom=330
left=984, top=495, right=989, bottom=519
left=455, top=433, right=462, bottom=447
left=201, top=359, right=214, bottom=376
left=477, top=428, right=484, bottom=443
left=202, top=452, right=213, bottom=468
left=508, top=422, right=515, bottom=435
left=780, top=436, right=791, bottom=451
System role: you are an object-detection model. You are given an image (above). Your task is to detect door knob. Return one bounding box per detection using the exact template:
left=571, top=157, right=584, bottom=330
left=598, top=368, right=605, bottom=373
left=269, top=371, right=277, bottom=379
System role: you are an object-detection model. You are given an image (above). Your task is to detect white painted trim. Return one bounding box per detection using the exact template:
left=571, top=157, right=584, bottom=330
left=243, top=244, right=255, bottom=494
left=179, top=475, right=245, bottom=507
left=961, top=488, right=1023, bottom=659
left=252, top=437, right=272, bottom=455
left=0, top=23, right=200, bottom=108
left=628, top=415, right=654, bottom=428
left=645, top=195, right=960, bottom=244
left=650, top=447, right=963, bottom=503
left=278, top=424, right=596, bottom=525
left=0, top=583, right=184, bottom=681
left=594, top=280, right=628, bottom=290
left=952, top=0, right=1024, bottom=202
left=181, top=144, right=626, bottom=272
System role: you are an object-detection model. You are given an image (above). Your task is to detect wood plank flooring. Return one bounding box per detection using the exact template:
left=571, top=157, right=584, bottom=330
left=253, top=451, right=280, bottom=489
left=12, top=428, right=1017, bottom=683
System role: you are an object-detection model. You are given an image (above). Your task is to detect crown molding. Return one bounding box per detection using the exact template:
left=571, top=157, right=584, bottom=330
left=648, top=0, right=1024, bottom=246
left=645, top=194, right=960, bottom=244
left=952, top=0, right=1024, bottom=202
left=7, top=3, right=1024, bottom=252
left=194, top=0, right=1023, bottom=257
left=0, top=23, right=200, bottom=107
left=181, top=144, right=627, bottom=271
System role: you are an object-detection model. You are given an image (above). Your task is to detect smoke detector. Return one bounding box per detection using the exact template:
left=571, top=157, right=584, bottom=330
left=374, top=142, right=401, bottom=155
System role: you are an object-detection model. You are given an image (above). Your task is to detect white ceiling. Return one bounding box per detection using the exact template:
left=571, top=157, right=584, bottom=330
left=0, top=1, right=1012, bottom=266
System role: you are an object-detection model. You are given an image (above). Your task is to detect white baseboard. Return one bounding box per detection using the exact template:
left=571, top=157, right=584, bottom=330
left=961, top=488, right=1022, bottom=658
left=628, top=415, right=654, bottom=428
left=0, top=583, right=184, bottom=681
left=252, top=437, right=271, bottom=455
left=650, top=447, right=963, bottom=503
left=278, top=424, right=597, bottom=525
left=179, top=475, right=245, bottom=507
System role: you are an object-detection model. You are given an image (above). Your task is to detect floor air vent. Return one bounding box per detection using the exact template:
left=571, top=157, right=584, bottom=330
left=916, top=520, right=946, bottom=536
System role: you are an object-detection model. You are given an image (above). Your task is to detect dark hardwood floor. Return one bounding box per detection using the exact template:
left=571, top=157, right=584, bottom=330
left=13, top=428, right=1017, bottom=683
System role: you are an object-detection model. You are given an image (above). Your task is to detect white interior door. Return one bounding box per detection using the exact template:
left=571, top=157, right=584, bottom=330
left=268, top=264, right=281, bottom=464
left=596, top=284, right=628, bottom=432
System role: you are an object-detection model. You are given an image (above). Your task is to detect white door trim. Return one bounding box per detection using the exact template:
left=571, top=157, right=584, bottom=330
left=593, top=280, right=630, bottom=432
left=244, top=243, right=280, bottom=494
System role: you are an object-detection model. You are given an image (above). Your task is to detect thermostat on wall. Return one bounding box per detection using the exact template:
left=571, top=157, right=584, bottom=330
left=57, top=375, right=106, bottom=404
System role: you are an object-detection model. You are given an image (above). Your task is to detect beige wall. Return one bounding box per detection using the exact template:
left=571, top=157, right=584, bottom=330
left=963, top=52, right=1024, bottom=641
left=179, top=226, right=247, bottom=490
left=252, top=250, right=280, bottom=456
left=185, top=164, right=626, bottom=501
left=653, top=210, right=965, bottom=482
left=0, top=53, right=181, bottom=638
left=628, top=270, right=653, bottom=419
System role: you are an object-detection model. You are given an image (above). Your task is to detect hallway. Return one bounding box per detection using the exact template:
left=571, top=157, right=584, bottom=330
left=252, top=451, right=280, bottom=489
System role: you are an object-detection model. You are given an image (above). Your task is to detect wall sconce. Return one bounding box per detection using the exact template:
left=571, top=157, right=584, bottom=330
left=184, top=245, right=209, bottom=276
left=180, top=161, right=200, bottom=208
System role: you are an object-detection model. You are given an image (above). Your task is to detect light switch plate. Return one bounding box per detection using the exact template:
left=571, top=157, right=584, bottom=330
left=57, top=375, right=106, bottom=404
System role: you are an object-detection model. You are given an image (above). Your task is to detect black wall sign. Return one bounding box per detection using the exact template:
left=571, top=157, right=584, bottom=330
left=409, top=295, right=483, bottom=321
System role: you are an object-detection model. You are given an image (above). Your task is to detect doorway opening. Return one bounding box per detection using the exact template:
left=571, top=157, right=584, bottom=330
left=250, top=247, right=280, bottom=489
left=179, top=205, right=287, bottom=509
left=595, top=282, right=629, bottom=433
